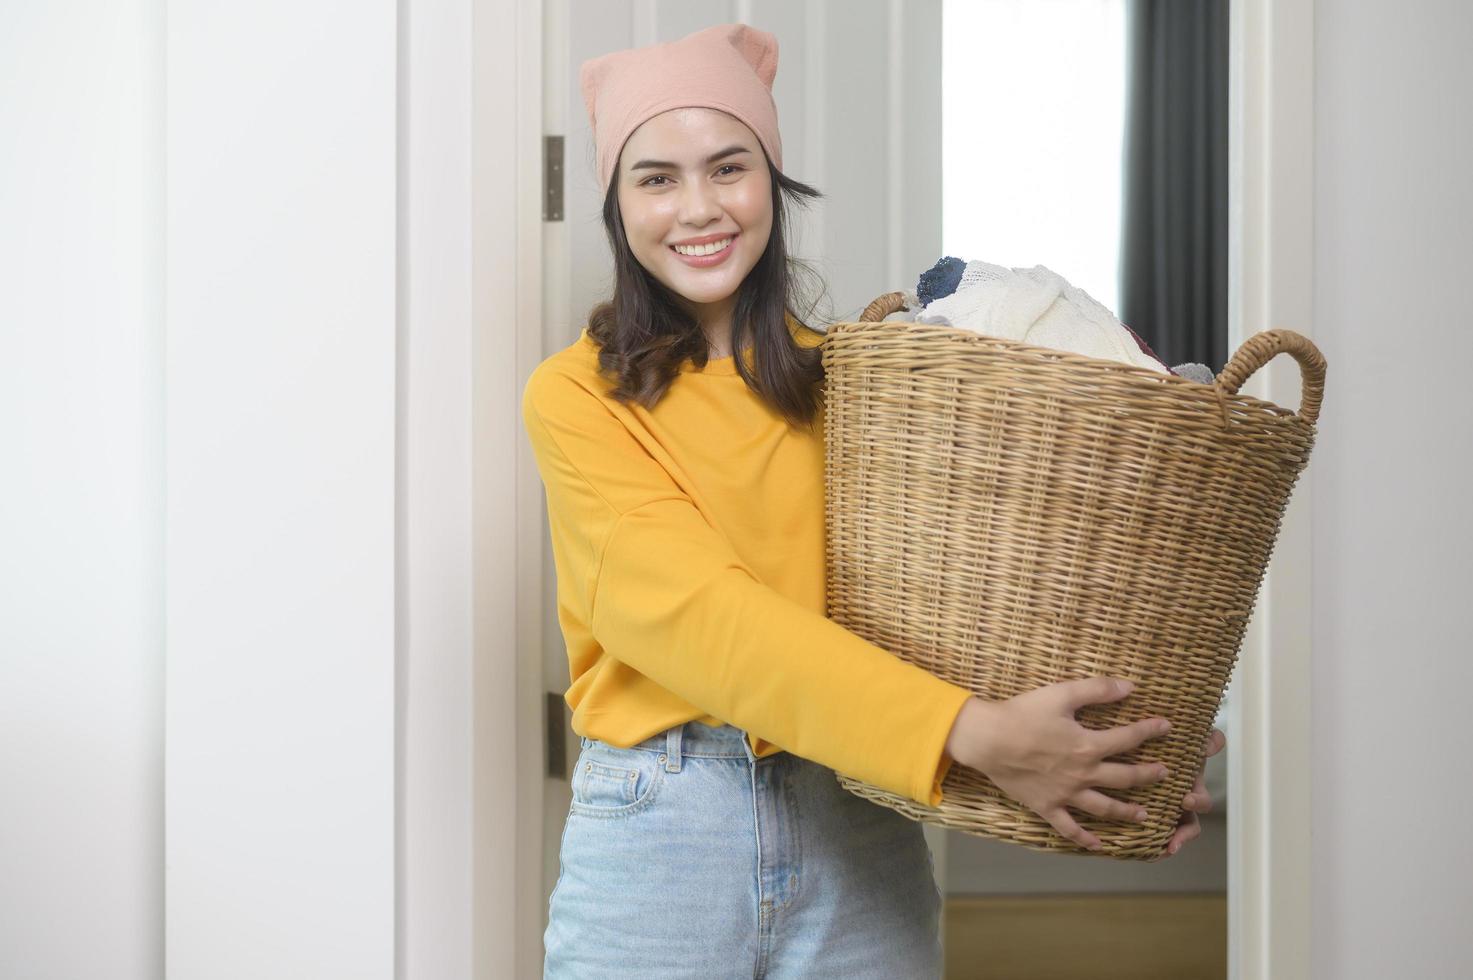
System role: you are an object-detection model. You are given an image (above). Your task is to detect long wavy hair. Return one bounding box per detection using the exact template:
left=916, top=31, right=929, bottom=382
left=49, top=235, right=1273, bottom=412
left=585, top=152, right=830, bottom=431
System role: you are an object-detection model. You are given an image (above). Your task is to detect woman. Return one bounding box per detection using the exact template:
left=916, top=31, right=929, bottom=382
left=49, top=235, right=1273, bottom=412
left=523, top=24, right=1223, bottom=979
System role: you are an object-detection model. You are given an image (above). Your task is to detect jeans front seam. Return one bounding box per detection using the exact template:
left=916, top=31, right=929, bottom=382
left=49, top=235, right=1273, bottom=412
left=781, top=756, right=802, bottom=912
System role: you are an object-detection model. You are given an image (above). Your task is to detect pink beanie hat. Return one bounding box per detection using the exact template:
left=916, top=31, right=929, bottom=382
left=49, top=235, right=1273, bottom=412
left=579, top=24, right=783, bottom=193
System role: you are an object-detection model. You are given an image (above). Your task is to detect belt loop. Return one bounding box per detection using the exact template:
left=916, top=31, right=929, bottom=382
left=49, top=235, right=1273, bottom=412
left=665, top=723, right=684, bottom=773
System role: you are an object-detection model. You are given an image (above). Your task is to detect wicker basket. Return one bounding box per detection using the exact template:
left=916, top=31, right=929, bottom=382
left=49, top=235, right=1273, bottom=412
left=825, top=291, right=1326, bottom=860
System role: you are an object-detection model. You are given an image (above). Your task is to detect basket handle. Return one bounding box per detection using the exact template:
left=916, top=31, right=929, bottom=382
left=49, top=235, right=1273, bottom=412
left=858, top=294, right=1327, bottom=426
left=858, top=291, right=909, bottom=322
left=1214, top=329, right=1327, bottom=427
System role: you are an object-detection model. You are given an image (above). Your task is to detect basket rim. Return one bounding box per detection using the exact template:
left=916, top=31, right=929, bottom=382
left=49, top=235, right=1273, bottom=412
left=821, top=318, right=1312, bottom=427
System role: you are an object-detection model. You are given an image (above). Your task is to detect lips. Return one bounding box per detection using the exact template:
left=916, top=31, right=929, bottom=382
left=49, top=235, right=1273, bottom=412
left=669, top=233, right=738, bottom=267
left=670, top=235, right=735, bottom=256
left=669, top=231, right=738, bottom=248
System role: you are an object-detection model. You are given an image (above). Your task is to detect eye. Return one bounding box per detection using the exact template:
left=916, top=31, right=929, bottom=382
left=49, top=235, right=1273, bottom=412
left=640, top=164, right=742, bottom=187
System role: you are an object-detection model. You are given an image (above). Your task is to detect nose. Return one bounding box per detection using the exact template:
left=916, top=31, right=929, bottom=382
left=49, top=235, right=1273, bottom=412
left=676, top=178, right=721, bottom=229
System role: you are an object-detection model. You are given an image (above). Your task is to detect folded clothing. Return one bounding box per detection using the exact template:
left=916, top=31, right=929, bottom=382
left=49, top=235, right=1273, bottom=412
left=872, top=260, right=1220, bottom=384
left=1169, top=362, right=1217, bottom=385
left=916, top=256, right=966, bottom=307
left=913, top=260, right=1171, bottom=375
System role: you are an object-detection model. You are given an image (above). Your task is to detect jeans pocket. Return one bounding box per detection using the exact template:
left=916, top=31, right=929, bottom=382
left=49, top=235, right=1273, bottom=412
left=569, top=743, right=665, bottom=818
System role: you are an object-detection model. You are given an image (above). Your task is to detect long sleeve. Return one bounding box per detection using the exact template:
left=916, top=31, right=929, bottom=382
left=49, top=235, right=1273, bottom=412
left=523, top=360, right=972, bottom=807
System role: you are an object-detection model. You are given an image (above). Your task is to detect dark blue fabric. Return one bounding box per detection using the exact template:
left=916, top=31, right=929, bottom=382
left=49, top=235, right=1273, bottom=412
left=916, top=256, right=966, bottom=306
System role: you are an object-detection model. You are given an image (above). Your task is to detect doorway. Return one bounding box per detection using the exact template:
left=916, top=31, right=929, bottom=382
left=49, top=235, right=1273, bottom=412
left=519, top=1, right=1313, bottom=976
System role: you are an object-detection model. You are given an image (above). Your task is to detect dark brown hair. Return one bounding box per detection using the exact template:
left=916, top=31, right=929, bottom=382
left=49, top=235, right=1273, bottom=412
left=585, top=153, right=829, bottom=431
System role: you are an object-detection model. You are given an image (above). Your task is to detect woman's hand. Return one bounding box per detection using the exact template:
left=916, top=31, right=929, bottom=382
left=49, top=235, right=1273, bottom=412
left=1149, top=727, right=1226, bottom=861
left=945, top=677, right=1171, bottom=851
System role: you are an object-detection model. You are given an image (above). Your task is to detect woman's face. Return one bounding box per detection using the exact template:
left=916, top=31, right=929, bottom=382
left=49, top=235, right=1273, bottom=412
left=614, top=107, right=773, bottom=319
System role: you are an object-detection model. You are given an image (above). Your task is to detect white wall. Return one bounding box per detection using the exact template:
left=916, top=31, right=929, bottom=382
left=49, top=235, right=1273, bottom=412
left=3, top=1, right=526, bottom=977
left=1312, top=1, right=1473, bottom=976
left=164, top=2, right=398, bottom=978
left=403, top=1, right=476, bottom=978
left=0, top=3, right=165, bottom=978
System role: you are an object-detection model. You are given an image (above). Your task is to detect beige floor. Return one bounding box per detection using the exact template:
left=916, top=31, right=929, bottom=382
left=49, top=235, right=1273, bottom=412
left=943, top=893, right=1227, bottom=980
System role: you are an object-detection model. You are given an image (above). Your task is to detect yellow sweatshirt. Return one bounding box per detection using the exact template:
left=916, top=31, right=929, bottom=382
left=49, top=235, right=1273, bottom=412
left=521, top=315, right=974, bottom=807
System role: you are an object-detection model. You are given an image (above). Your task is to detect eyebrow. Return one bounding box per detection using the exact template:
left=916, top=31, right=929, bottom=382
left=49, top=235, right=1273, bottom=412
left=627, top=144, right=754, bottom=172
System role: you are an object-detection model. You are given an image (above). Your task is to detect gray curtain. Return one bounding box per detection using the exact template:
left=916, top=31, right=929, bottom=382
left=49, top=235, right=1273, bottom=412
left=1118, top=0, right=1229, bottom=370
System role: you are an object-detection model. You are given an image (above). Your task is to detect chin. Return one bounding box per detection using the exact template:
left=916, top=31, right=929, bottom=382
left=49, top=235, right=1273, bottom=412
left=672, top=281, right=739, bottom=304
left=665, top=267, right=748, bottom=301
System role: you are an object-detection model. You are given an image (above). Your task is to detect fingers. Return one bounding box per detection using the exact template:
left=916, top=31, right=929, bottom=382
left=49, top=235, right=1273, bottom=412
left=1069, top=789, right=1151, bottom=825
left=1060, top=676, right=1138, bottom=712
left=1041, top=679, right=1226, bottom=856
left=1065, top=679, right=1229, bottom=767
left=1180, top=731, right=1222, bottom=812
left=1086, top=759, right=1170, bottom=791
left=1167, top=812, right=1202, bottom=854
left=1182, top=793, right=1213, bottom=814
left=1182, top=768, right=1212, bottom=814
left=1044, top=806, right=1104, bottom=852
left=1094, top=714, right=1171, bottom=758
left=1093, top=713, right=1225, bottom=771
left=1148, top=812, right=1202, bottom=861
left=1149, top=811, right=1203, bottom=861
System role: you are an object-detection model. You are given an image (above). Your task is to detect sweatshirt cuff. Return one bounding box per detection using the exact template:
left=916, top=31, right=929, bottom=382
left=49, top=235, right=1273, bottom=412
left=917, top=682, right=975, bottom=807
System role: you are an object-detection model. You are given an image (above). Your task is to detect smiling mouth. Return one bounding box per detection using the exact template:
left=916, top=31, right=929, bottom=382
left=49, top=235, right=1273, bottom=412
left=670, top=235, right=735, bottom=256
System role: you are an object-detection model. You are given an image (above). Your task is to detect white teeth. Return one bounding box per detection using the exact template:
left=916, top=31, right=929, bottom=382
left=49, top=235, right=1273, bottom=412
left=672, top=237, right=732, bottom=256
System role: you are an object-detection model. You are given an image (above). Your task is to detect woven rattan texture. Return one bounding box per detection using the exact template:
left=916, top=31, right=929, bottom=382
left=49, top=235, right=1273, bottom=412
left=824, top=292, right=1325, bottom=860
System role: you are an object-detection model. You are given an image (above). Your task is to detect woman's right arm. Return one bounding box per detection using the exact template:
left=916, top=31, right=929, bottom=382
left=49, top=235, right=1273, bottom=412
left=944, top=677, right=1171, bottom=850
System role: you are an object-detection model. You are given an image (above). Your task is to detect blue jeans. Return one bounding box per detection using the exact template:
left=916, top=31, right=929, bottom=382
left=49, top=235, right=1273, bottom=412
left=543, top=720, right=944, bottom=979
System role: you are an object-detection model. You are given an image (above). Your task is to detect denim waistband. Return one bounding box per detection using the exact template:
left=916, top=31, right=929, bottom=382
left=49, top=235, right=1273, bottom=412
left=580, top=720, right=759, bottom=771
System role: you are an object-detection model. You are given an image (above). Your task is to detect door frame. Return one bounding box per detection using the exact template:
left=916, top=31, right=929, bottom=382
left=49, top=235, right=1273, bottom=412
left=484, top=0, right=549, bottom=976
left=1225, top=0, right=1316, bottom=977
left=505, top=1, right=1317, bottom=976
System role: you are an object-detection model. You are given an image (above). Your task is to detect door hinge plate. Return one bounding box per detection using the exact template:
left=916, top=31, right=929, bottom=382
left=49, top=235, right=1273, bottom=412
left=544, top=135, right=564, bottom=222
left=546, top=691, right=570, bottom=778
